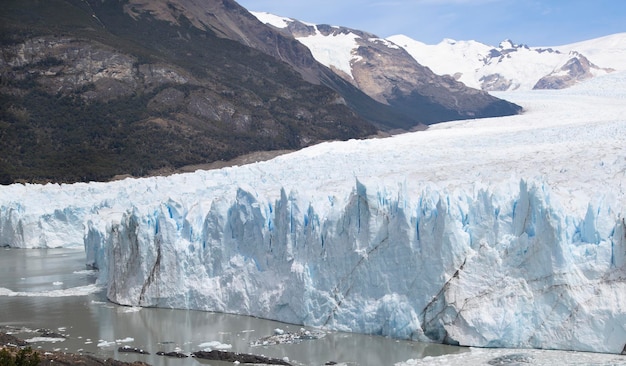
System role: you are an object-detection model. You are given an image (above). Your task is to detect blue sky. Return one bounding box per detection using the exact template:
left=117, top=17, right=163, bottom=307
left=237, top=0, right=626, bottom=46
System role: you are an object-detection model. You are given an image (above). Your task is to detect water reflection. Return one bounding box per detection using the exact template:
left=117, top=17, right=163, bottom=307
left=1, top=248, right=466, bottom=365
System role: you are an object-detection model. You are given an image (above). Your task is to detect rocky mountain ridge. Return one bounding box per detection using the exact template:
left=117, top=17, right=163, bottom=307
left=533, top=52, right=609, bottom=90
left=252, top=12, right=520, bottom=125
left=388, top=34, right=626, bottom=91
left=252, top=10, right=624, bottom=93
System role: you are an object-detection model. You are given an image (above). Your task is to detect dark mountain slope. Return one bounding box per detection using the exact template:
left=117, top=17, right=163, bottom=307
left=116, top=0, right=424, bottom=129
left=123, top=0, right=521, bottom=128
left=0, top=0, right=521, bottom=184
left=0, top=0, right=378, bottom=183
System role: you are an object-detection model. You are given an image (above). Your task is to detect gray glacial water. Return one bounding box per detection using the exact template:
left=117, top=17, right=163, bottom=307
left=0, top=248, right=466, bottom=366
left=3, top=248, right=624, bottom=366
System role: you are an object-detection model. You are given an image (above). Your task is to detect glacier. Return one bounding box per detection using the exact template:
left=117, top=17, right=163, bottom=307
left=1, top=72, right=626, bottom=354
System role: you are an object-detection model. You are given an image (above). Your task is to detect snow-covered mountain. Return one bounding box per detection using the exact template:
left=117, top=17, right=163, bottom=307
left=252, top=11, right=626, bottom=93
left=251, top=12, right=520, bottom=126
left=388, top=33, right=626, bottom=91
left=2, top=71, right=626, bottom=353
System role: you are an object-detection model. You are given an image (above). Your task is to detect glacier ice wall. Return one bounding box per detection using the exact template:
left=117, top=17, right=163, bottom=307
left=79, top=177, right=626, bottom=354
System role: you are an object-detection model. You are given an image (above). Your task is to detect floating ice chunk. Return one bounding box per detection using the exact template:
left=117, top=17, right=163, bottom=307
left=118, top=306, right=142, bottom=313
left=198, top=341, right=232, bottom=350
left=97, top=340, right=116, bottom=347
left=0, top=284, right=102, bottom=297
left=25, top=337, right=65, bottom=343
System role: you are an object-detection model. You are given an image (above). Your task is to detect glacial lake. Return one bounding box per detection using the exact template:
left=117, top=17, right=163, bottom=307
left=0, top=248, right=465, bottom=365
left=1, top=248, right=624, bottom=366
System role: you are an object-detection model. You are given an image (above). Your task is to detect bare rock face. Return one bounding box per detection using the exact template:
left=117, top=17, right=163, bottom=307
left=117, top=0, right=422, bottom=130
left=1, top=36, right=193, bottom=100
left=479, top=73, right=513, bottom=91
left=350, top=37, right=488, bottom=113
left=3, top=38, right=135, bottom=95
left=533, top=53, right=614, bottom=89
left=328, top=28, right=520, bottom=124
left=123, top=0, right=326, bottom=85
left=257, top=17, right=521, bottom=126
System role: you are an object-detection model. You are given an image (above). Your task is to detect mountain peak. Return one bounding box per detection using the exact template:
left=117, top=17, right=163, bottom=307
left=394, top=32, right=626, bottom=91
left=498, top=39, right=515, bottom=49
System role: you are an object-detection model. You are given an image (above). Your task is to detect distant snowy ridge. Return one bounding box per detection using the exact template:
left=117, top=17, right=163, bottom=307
left=252, top=11, right=626, bottom=92
left=1, top=73, right=626, bottom=353
left=388, top=33, right=626, bottom=91
left=251, top=11, right=522, bottom=125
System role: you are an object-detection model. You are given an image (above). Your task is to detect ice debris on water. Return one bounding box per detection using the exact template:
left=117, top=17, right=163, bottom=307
left=198, top=341, right=232, bottom=351
left=252, top=329, right=326, bottom=346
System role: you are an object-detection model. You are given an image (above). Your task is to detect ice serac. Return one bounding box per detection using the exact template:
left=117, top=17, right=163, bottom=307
left=81, top=176, right=626, bottom=354
left=0, top=184, right=87, bottom=248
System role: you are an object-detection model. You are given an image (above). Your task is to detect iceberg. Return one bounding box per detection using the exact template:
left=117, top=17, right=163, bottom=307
left=1, top=72, right=626, bottom=354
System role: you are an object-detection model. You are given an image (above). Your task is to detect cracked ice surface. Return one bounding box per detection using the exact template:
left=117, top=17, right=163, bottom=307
left=1, top=72, right=626, bottom=353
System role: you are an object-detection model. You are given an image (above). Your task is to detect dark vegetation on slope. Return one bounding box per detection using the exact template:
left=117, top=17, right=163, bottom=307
left=0, top=0, right=376, bottom=184
left=388, top=87, right=523, bottom=124
left=0, top=332, right=148, bottom=366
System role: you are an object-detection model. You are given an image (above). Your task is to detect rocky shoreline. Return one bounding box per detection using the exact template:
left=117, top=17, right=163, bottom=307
left=0, top=332, right=150, bottom=366
left=0, top=332, right=298, bottom=365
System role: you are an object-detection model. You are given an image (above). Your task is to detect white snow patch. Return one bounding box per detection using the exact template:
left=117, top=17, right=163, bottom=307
left=250, top=11, right=360, bottom=78
left=250, top=11, right=292, bottom=29
left=297, top=29, right=361, bottom=78
left=73, top=269, right=97, bottom=275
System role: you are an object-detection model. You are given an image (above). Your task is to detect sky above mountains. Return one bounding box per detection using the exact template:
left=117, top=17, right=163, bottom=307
left=237, top=0, right=626, bottom=47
